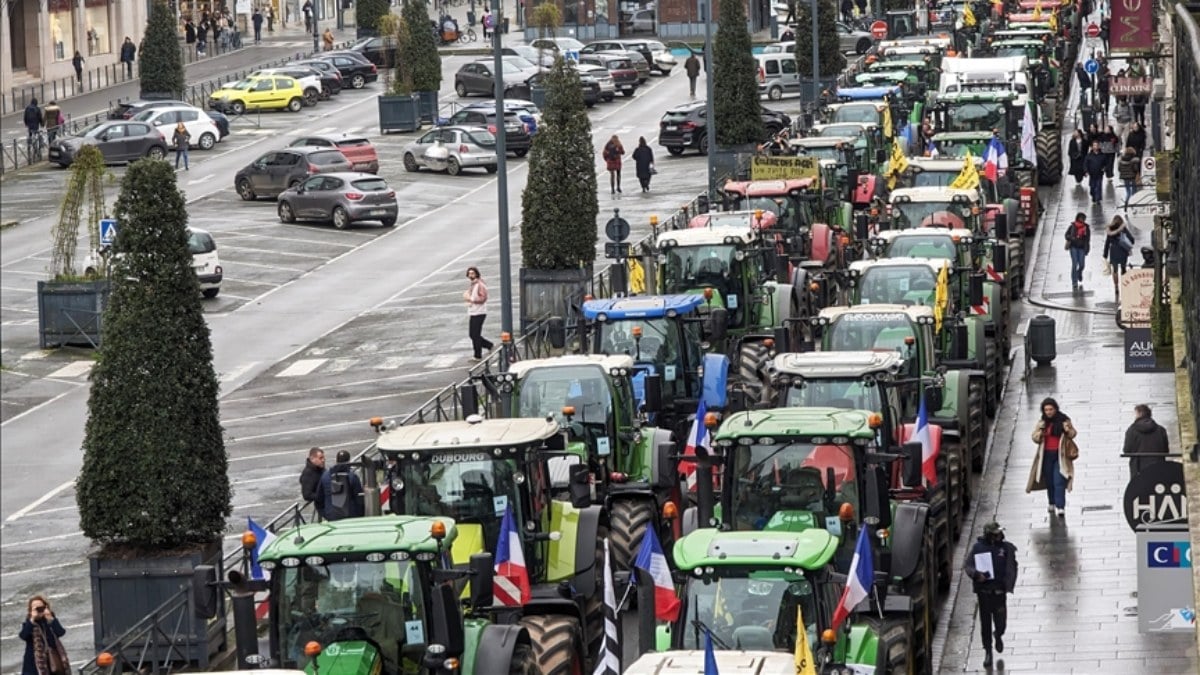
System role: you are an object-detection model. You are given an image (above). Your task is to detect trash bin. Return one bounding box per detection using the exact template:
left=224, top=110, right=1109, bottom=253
left=502, top=17, right=510, bottom=33
left=1027, top=314, right=1056, bottom=367
left=467, top=10, right=475, bottom=26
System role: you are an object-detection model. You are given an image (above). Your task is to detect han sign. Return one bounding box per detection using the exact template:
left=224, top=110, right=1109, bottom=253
left=1112, top=0, right=1155, bottom=52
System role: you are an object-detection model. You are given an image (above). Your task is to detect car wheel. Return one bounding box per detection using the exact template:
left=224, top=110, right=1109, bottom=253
left=231, top=100, right=246, bottom=115
left=768, top=85, right=783, bottom=101
left=585, top=100, right=596, bottom=108
left=380, top=218, right=396, bottom=227
left=198, top=132, right=216, bottom=150
left=202, top=288, right=220, bottom=298
left=237, top=178, right=256, bottom=201
left=351, top=74, right=366, bottom=89
left=513, top=148, right=528, bottom=158
left=856, top=37, right=872, bottom=54
left=404, top=153, right=419, bottom=172
left=698, top=134, right=709, bottom=155
left=303, top=88, right=320, bottom=106
left=455, top=81, right=468, bottom=97
left=622, top=89, right=635, bottom=97
left=667, top=146, right=685, bottom=156
left=287, top=97, right=303, bottom=112
left=146, top=145, right=166, bottom=160
left=278, top=201, right=296, bottom=223
left=332, top=206, right=351, bottom=230
left=447, top=157, right=461, bottom=176
left=485, top=164, right=498, bottom=173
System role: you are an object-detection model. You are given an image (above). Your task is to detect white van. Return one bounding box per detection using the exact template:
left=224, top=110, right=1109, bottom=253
left=755, top=53, right=800, bottom=100
left=82, top=227, right=223, bottom=299
left=939, top=56, right=1032, bottom=106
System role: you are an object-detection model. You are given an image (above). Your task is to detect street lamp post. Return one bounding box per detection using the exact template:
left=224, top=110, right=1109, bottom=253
left=312, top=3, right=319, bottom=52
left=810, top=0, right=819, bottom=104
left=491, top=0, right=513, bottom=370
left=703, top=0, right=716, bottom=196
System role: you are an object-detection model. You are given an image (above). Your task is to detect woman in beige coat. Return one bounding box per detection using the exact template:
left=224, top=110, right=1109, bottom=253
left=1026, top=397, right=1078, bottom=518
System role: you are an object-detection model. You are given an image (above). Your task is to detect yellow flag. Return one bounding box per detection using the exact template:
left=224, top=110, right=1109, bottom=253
left=886, top=138, right=909, bottom=190
left=1032, top=0, right=1043, bottom=18
left=882, top=101, right=894, bottom=139
left=1048, top=11, right=1058, bottom=31
left=628, top=257, right=646, bottom=294
left=795, top=606, right=817, bottom=675
left=934, top=262, right=950, bottom=333
left=949, top=151, right=980, bottom=190
left=963, top=4, right=977, bottom=26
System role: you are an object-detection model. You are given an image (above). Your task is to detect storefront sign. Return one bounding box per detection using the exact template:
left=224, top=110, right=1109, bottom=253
left=1111, top=0, right=1155, bottom=52
left=1124, top=326, right=1171, bottom=372
left=48, top=0, right=71, bottom=11
left=750, top=156, right=819, bottom=180
left=1123, top=460, right=1187, bottom=531
left=1136, top=531, right=1196, bottom=633
left=1119, top=268, right=1154, bottom=326
left=1110, top=76, right=1152, bottom=95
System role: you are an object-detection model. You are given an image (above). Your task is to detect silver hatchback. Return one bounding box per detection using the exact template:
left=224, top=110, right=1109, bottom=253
left=276, top=172, right=398, bottom=229
left=401, top=126, right=499, bottom=175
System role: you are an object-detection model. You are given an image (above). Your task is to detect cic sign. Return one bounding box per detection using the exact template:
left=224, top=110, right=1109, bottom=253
left=1112, top=0, right=1155, bottom=52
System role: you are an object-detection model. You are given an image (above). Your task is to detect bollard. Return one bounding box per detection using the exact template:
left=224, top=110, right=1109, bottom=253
left=636, top=567, right=656, bottom=656
left=231, top=594, right=260, bottom=668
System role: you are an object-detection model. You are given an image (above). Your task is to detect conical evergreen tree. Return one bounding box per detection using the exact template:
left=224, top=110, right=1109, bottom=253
left=402, top=0, right=442, bottom=91
left=794, top=0, right=846, bottom=78
left=520, top=57, right=598, bottom=270
left=358, top=0, right=391, bottom=33
left=713, top=0, right=763, bottom=146
left=77, top=159, right=230, bottom=550
left=138, top=0, right=185, bottom=98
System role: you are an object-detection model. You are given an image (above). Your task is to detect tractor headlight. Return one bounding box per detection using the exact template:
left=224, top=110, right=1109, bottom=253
left=390, top=477, right=405, bottom=491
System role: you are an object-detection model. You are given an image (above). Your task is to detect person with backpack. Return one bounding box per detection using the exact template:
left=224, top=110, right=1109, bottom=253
left=23, top=98, right=41, bottom=157
left=482, top=10, right=493, bottom=39
left=1116, top=147, right=1139, bottom=208
left=1064, top=212, right=1091, bottom=291
left=1102, top=215, right=1133, bottom=294
left=316, top=450, right=364, bottom=521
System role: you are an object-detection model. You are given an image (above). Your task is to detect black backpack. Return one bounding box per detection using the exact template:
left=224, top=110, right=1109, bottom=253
left=327, top=469, right=352, bottom=520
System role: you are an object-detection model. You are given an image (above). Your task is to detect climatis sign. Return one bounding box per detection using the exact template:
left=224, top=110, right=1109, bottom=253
left=1112, top=0, right=1155, bottom=52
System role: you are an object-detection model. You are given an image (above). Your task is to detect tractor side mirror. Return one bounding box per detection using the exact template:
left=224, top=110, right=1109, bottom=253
left=855, top=213, right=869, bottom=241
left=994, top=212, right=1009, bottom=240
left=568, top=463, right=591, bottom=508
left=773, top=326, right=790, bottom=355
left=469, top=553, right=494, bottom=609
left=992, top=245, right=1007, bottom=275
left=901, top=441, right=923, bottom=487
left=643, top=374, right=663, bottom=414
left=459, top=384, right=480, bottom=418
left=775, top=253, right=790, bottom=284
left=864, top=465, right=892, bottom=529
left=953, top=323, right=969, bottom=360
left=968, top=273, right=984, bottom=308
left=429, top=582, right=466, bottom=656
left=192, top=564, right=219, bottom=619
left=707, top=307, right=728, bottom=342
left=923, top=385, right=943, bottom=412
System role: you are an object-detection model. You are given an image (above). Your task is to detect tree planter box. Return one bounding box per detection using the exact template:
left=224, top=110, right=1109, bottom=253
left=796, top=77, right=838, bottom=105
left=37, top=279, right=110, bottom=349
left=89, top=540, right=226, bottom=668
left=709, top=143, right=758, bottom=186
left=416, top=90, right=439, bottom=124
left=529, top=85, right=547, bottom=109
left=379, top=94, right=420, bottom=133
left=519, top=267, right=591, bottom=334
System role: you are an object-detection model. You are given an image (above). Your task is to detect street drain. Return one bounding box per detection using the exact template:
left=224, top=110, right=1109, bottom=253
left=1081, top=504, right=1114, bottom=512
left=1123, top=606, right=1139, bottom=617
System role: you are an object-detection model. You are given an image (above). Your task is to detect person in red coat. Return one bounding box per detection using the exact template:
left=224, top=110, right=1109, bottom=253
left=602, top=135, right=625, bottom=195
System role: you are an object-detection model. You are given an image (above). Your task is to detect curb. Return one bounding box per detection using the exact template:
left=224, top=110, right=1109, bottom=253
left=0, top=220, right=18, bottom=230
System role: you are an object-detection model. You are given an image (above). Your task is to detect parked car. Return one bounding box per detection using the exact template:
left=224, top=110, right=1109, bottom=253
left=293, top=58, right=345, bottom=95
left=445, top=106, right=531, bottom=157
left=132, top=105, right=223, bottom=150
left=234, top=147, right=353, bottom=201
left=82, top=227, right=223, bottom=298
left=288, top=134, right=379, bottom=173
left=529, top=37, right=586, bottom=61
left=465, top=99, right=541, bottom=135
left=505, top=69, right=601, bottom=107
left=402, top=126, right=499, bottom=175
left=48, top=120, right=167, bottom=167
left=837, top=22, right=874, bottom=54
left=207, top=110, right=231, bottom=139
left=582, top=38, right=676, bottom=74
left=277, top=172, right=399, bottom=229
left=621, top=50, right=652, bottom=83
left=658, top=100, right=790, bottom=155
left=348, top=36, right=399, bottom=67
left=208, top=75, right=306, bottom=114
left=108, top=99, right=191, bottom=120
left=454, top=59, right=536, bottom=97
left=577, top=63, right=617, bottom=101
left=250, top=67, right=324, bottom=106
left=628, top=8, right=655, bottom=32
left=755, top=52, right=801, bottom=100
left=503, top=45, right=555, bottom=68
left=577, top=53, right=639, bottom=96
left=313, top=52, right=379, bottom=89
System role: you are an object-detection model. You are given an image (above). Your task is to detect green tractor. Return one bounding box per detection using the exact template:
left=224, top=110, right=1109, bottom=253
left=621, top=528, right=923, bottom=675
left=929, top=90, right=1058, bottom=186
left=789, top=135, right=888, bottom=217
left=901, top=155, right=1038, bottom=236
left=230, top=516, right=538, bottom=675
left=371, top=416, right=605, bottom=674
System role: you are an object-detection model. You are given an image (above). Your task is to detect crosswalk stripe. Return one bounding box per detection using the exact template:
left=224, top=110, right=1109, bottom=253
left=220, top=361, right=259, bottom=384
left=324, top=358, right=357, bottom=373
left=277, top=359, right=327, bottom=377
left=19, top=350, right=48, bottom=360
left=376, top=356, right=411, bottom=369
left=47, top=361, right=94, bottom=379
left=426, top=354, right=460, bottom=369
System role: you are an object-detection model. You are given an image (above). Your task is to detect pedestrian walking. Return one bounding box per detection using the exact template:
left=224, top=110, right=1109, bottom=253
left=23, top=98, right=41, bottom=157
left=322, top=27, right=334, bottom=51
left=119, top=36, right=136, bottom=77
left=299, top=446, right=326, bottom=517
left=1067, top=129, right=1086, bottom=186
left=267, top=6, right=275, bottom=31
left=841, top=0, right=854, bottom=21
left=42, top=101, right=61, bottom=144
left=316, top=450, right=364, bottom=521
left=1074, top=63, right=1092, bottom=103
left=685, top=53, right=701, bottom=97
left=1027, top=397, right=1078, bottom=518
left=172, top=122, right=191, bottom=170
left=1084, top=141, right=1106, bottom=204
left=963, top=522, right=1018, bottom=669
left=20, top=596, right=68, bottom=675
left=1064, top=212, right=1091, bottom=289
left=1101, top=215, right=1133, bottom=292
left=464, top=266, right=494, bottom=360
left=1100, top=124, right=1119, bottom=178
left=1100, top=16, right=1110, bottom=53
left=603, top=135, right=625, bottom=194
left=1124, top=404, right=1170, bottom=479
left=784, top=0, right=796, bottom=24
left=252, top=8, right=264, bottom=43
left=632, top=136, right=654, bottom=192
left=1096, top=64, right=1110, bottom=112
left=185, top=19, right=196, bottom=43
left=482, top=10, right=493, bottom=38
left=1116, top=147, right=1139, bottom=207
left=197, top=24, right=208, bottom=56
left=303, top=0, right=313, bottom=32
left=1125, top=121, right=1147, bottom=158
left=71, top=51, right=84, bottom=87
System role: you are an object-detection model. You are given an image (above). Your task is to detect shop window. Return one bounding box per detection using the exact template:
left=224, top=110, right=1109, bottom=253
left=563, top=0, right=580, bottom=24
left=49, top=0, right=75, bottom=62
left=85, top=0, right=111, bottom=55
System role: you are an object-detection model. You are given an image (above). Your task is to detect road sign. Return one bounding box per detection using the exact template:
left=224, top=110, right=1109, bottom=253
left=1086, top=22, right=1100, bottom=38
left=564, top=49, right=579, bottom=63
left=1143, top=156, right=1156, bottom=173
left=99, top=218, right=118, bottom=246
left=870, top=20, right=888, bottom=40
left=605, top=213, right=631, bottom=242
left=1084, top=58, right=1099, bottom=74
left=604, top=242, right=631, bottom=260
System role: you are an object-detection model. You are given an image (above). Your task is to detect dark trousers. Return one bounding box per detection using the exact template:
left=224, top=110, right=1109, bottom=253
left=1088, top=173, right=1104, bottom=202
left=123, top=59, right=132, bottom=76
left=469, top=314, right=493, bottom=358
left=688, top=75, right=697, bottom=96
left=254, top=26, right=262, bottom=42
left=977, top=590, right=1007, bottom=650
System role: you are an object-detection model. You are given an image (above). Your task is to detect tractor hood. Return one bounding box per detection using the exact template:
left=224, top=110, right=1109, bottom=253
left=621, top=650, right=799, bottom=675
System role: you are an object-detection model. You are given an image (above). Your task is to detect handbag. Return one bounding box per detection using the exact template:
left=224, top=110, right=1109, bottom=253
left=1065, top=440, right=1080, bottom=461
left=650, top=164, right=657, bottom=175
left=44, top=633, right=67, bottom=675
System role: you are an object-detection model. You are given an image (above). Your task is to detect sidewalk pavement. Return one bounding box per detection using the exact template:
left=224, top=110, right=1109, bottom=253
left=934, top=12, right=1197, bottom=673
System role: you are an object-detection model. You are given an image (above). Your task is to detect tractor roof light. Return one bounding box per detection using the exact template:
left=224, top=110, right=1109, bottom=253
left=839, top=502, right=855, bottom=521
left=662, top=502, right=679, bottom=520
left=97, top=653, right=115, bottom=668
left=241, top=530, right=257, bottom=551
left=370, top=416, right=385, bottom=431
left=877, top=528, right=890, bottom=541
left=810, top=282, right=821, bottom=292
left=562, top=405, right=576, bottom=417
left=904, top=336, right=916, bottom=346
left=821, top=629, right=838, bottom=644
left=649, top=215, right=659, bottom=226
left=868, top=412, right=884, bottom=428
left=501, top=332, right=513, bottom=344
left=304, top=642, right=323, bottom=658
left=609, top=471, right=629, bottom=483
left=443, top=658, right=461, bottom=671
left=703, top=288, right=714, bottom=302
left=632, top=326, right=643, bottom=338
left=764, top=338, right=775, bottom=350
left=430, top=521, right=447, bottom=540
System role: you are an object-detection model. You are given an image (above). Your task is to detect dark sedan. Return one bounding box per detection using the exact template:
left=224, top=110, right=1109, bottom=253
left=658, top=100, right=790, bottom=155
left=313, top=52, right=379, bottom=89
left=347, top=36, right=399, bottom=67
left=294, top=59, right=345, bottom=95
left=506, top=70, right=600, bottom=107
left=234, top=147, right=353, bottom=201
left=48, top=120, right=168, bottom=167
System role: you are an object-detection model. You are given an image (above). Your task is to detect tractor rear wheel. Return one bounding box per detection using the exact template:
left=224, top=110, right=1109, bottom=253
left=609, top=499, right=655, bottom=575
left=519, top=615, right=584, bottom=675
left=927, top=462, right=951, bottom=594
left=967, top=378, right=987, bottom=472
left=946, top=445, right=964, bottom=543
left=734, top=342, right=771, bottom=409
left=865, top=616, right=915, bottom=675
left=508, top=645, right=538, bottom=675
left=1035, top=129, right=1063, bottom=185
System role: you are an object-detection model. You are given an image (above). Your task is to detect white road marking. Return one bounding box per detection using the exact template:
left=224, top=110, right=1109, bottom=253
left=4, top=479, right=75, bottom=523
left=15, top=504, right=77, bottom=517
left=427, top=354, right=460, bottom=369
left=0, top=560, right=84, bottom=577
left=375, top=356, right=411, bottom=369
left=231, top=473, right=298, bottom=486
left=276, top=358, right=327, bottom=377
left=222, top=276, right=281, bottom=287
left=188, top=173, right=216, bottom=185
left=307, top=346, right=332, bottom=356
left=219, top=361, right=259, bottom=384
left=221, top=368, right=462, bottom=404
left=0, top=286, right=34, bottom=293
left=0, top=529, right=82, bottom=548
left=221, top=392, right=399, bottom=424
left=46, top=361, right=94, bottom=379
left=19, top=350, right=48, bottom=360
left=0, top=389, right=76, bottom=428
left=218, top=244, right=328, bottom=259
left=218, top=259, right=305, bottom=272
left=324, top=358, right=357, bottom=373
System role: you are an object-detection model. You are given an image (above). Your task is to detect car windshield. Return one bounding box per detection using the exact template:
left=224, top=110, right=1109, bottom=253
left=517, top=365, right=612, bottom=425
left=275, top=560, right=427, bottom=673
left=309, top=150, right=348, bottom=165
left=187, top=231, right=216, bottom=254
left=886, top=234, right=958, bottom=261
left=662, top=245, right=736, bottom=291
left=399, top=456, right=523, bottom=547
left=827, top=313, right=918, bottom=351
left=727, top=442, right=859, bottom=531
left=132, top=109, right=158, bottom=121
left=336, top=138, right=372, bottom=148
left=681, top=572, right=820, bottom=652
left=78, top=122, right=110, bottom=138
left=858, top=266, right=938, bottom=305
left=228, top=79, right=255, bottom=90
left=831, top=104, right=881, bottom=124
left=891, top=201, right=971, bottom=229
left=784, top=378, right=884, bottom=412
left=350, top=178, right=389, bottom=192
left=556, top=38, right=584, bottom=50
left=943, top=102, right=1008, bottom=132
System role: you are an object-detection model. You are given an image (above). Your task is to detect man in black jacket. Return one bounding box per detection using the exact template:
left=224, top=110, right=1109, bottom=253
left=120, top=37, right=136, bottom=77
left=964, top=521, right=1018, bottom=669
left=1084, top=140, right=1108, bottom=203
left=23, top=98, right=41, bottom=155
left=1124, top=404, right=1171, bottom=479
left=316, top=450, right=364, bottom=521
left=299, top=447, right=325, bottom=517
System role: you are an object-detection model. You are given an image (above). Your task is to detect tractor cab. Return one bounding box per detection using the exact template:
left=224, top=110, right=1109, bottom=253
left=877, top=39, right=949, bottom=69
left=939, top=55, right=1038, bottom=106
left=822, top=100, right=890, bottom=127
left=769, top=350, right=914, bottom=435
left=884, top=9, right=920, bottom=38
left=846, top=257, right=950, bottom=309
left=930, top=91, right=1021, bottom=139
left=720, top=178, right=820, bottom=235
left=817, top=305, right=940, bottom=376
left=788, top=136, right=879, bottom=209
left=655, top=226, right=775, bottom=329
left=870, top=226, right=975, bottom=267
left=886, top=187, right=982, bottom=232
left=869, top=55, right=943, bottom=89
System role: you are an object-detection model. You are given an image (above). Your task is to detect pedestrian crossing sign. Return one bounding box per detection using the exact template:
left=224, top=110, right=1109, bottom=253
left=99, top=218, right=118, bottom=246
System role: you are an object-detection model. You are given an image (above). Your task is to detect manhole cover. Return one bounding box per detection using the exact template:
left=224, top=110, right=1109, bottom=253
left=1081, top=504, right=1113, bottom=512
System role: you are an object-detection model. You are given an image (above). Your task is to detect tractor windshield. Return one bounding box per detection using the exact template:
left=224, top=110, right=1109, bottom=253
left=275, top=560, right=428, bottom=674
left=910, top=170, right=961, bottom=188
left=399, top=456, right=524, bottom=548
left=598, top=319, right=692, bottom=375
left=890, top=201, right=971, bottom=230
left=858, top=266, right=938, bottom=306
left=885, top=234, right=958, bottom=262
left=942, top=102, right=1008, bottom=133
left=662, top=245, right=737, bottom=292
left=518, top=365, right=613, bottom=426
left=826, top=313, right=918, bottom=354
left=681, top=571, right=820, bottom=652
left=798, top=145, right=844, bottom=163
left=816, top=124, right=868, bottom=140
left=783, top=378, right=884, bottom=412
left=831, top=104, right=881, bottom=125
left=728, top=197, right=814, bottom=231
left=727, top=443, right=860, bottom=531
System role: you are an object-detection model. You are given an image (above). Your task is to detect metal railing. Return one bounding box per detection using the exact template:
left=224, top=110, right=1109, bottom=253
left=1171, top=4, right=1199, bottom=429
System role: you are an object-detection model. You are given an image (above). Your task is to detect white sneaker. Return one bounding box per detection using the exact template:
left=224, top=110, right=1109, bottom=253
left=1048, top=505, right=1056, bottom=513
left=1056, top=508, right=1065, bottom=518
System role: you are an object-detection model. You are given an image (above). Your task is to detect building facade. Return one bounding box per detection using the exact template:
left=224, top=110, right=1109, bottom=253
left=520, top=0, right=766, bottom=41
left=2, top=0, right=148, bottom=86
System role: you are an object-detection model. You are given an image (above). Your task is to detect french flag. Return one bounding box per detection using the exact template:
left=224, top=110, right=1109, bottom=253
left=494, top=506, right=531, bottom=606
left=680, top=400, right=708, bottom=491
left=982, top=137, right=1008, bottom=182
left=247, top=518, right=276, bottom=620
left=914, top=396, right=938, bottom=486
left=632, top=527, right=680, bottom=622
left=831, top=527, right=875, bottom=630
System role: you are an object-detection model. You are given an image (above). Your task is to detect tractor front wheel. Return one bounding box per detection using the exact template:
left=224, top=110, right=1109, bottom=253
left=609, top=499, right=655, bottom=575
left=508, top=645, right=538, bottom=675
left=1035, top=128, right=1063, bottom=185
left=519, top=615, right=584, bottom=675
left=967, top=378, right=987, bottom=472
left=734, top=342, right=771, bottom=409
left=865, top=615, right=915, bottom=675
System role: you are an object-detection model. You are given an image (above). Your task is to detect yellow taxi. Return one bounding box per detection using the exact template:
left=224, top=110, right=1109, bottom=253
left=208, top=75, right=306, bottom=115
